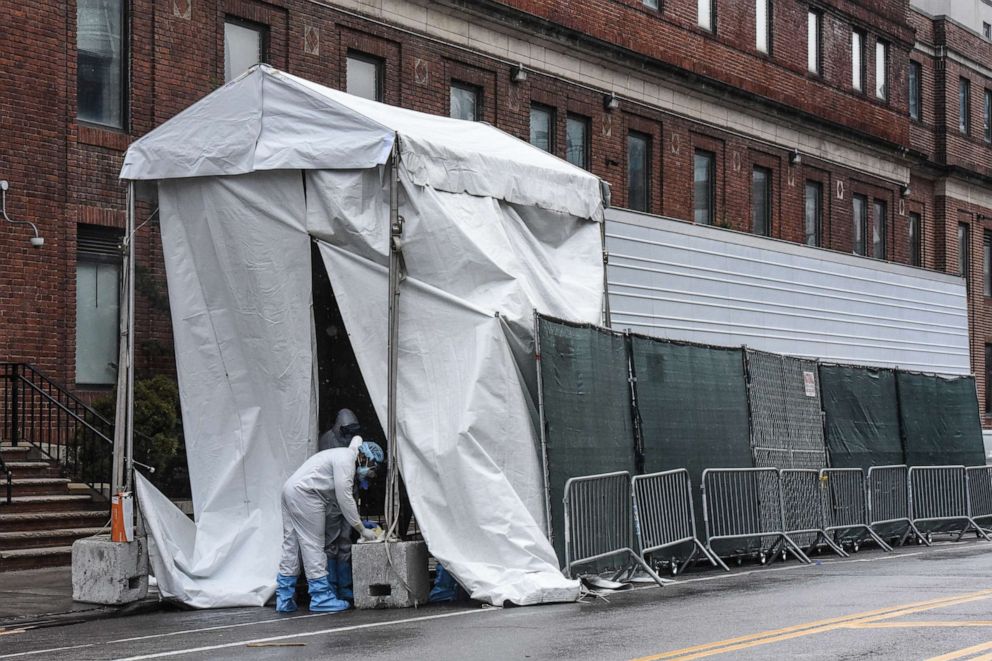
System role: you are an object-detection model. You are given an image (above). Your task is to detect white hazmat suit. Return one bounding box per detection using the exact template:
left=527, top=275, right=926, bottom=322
left=278, top=436, right=365, bottom=579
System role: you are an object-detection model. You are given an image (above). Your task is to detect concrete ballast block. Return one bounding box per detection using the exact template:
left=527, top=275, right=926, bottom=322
left=71, top=534, right=149, bottom=605
left=353, top=541, right=429, bottom=609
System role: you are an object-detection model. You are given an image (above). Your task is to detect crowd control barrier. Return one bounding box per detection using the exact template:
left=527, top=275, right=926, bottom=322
left=562, top=471, right=670, bottom=587
left=820, top=468, right=893, bottom=552
left=701, top=468, right=811, bottom=571
left=967, top=466, right=992, bottom=533
left=866, top=465, right=928, bottom=547
left=909, top=466, right=991, bottom=542
left=632, top=469, right=721, bottom=575
left=779, top=469, right=847, bottom=557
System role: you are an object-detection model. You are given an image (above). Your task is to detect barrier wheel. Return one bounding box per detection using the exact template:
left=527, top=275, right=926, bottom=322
left=926, top=533, right=933, bottom=544
left=670, top=559, right=679, bottom=577
left=781, top=550, right=787, bottom=562
left=852, top=542, right=860, bottom=553
left=736, top=557, right=743, bottom=567
left=759, top=552, right=767, bottom=565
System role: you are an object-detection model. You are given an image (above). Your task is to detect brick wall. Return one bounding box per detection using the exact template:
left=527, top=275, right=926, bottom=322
left=2, top=0, right=992, bottom=424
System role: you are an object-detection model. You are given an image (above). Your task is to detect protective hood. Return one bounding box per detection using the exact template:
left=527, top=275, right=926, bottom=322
left=319, top=408, right=359, bottom=451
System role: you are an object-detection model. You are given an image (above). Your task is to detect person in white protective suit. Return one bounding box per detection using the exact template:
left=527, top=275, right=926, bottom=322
left=275, top=434, right=383, bottom=613
left=317, top=410, right=372, bottom=602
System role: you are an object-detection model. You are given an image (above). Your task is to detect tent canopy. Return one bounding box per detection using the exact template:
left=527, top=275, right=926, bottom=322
left=121, top=65, right=606, bottom=221
left=121, top=67, right=606, bottom=608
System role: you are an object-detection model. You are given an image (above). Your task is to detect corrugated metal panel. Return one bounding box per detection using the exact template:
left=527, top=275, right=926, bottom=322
left=606, top=208, right=970, bottom=375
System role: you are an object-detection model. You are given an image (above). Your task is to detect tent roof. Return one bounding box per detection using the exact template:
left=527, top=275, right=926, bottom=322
left=121, top=65, right=606, bottom=220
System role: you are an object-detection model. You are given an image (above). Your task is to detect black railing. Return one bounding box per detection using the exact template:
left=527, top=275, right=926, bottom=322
left=0, top=363, right=115, bottom=502
left=0, top=453, right=10, bottom=504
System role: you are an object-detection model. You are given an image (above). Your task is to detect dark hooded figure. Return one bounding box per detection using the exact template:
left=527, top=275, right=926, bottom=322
left=319, top=409, right=359, bottom=451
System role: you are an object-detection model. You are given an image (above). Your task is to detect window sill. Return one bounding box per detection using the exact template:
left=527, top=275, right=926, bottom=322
left=77, top=124, right=130, bottom=151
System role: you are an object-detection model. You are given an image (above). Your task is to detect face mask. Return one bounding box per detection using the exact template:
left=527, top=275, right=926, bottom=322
left=357, top=466, right=372, bottom=481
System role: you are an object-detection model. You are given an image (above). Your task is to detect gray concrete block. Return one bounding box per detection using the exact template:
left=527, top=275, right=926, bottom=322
left=71, top=534, right=149, bottom=605
left=353, top=541, right=429, bottom=609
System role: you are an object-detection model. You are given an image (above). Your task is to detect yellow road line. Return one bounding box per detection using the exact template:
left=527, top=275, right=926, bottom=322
left=927, top=640, right=992, bottom=661
left=848, top=621, right=992, bottom=629
left=630, top=589, right=992, bottom=661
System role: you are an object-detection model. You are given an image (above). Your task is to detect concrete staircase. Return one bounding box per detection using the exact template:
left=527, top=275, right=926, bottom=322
left=0, top=443, right=108, bottom=571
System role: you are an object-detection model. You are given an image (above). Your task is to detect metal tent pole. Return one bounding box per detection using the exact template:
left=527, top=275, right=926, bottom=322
left=385, top=143, right=404, bottom=539
left=125, top=181, right=136, bottom=493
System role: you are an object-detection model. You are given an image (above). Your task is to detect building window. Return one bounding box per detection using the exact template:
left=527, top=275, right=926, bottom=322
left=224, top=18, right=266, bottom=84
left=853, top=194, right=867, bottom=256
left=807, top=11, right=821, bottom=74
left=751, top=166, right=771, bottom=236
left=643, top=0, right=659, bottom=8
left=909, top=61, right=921, bottom=121
left=756, top=0, right=770, bottom=54
left=804, top=181, right=821, bottom=247
left=908, top=212, right=922, bottom=267
left=693, top=150, right=715, bottom=225
left=851, top=30, right=864, bottom=92
left=627, top=131, right=650, bottom=212
left=76, top=226, right=123, bottom=386
left=875, top=41, right=888, bottom=101
left=985, top=22, right=991, bottom=40
left=566, top=114, right=590, bottom=170
left=76, top=0, right=126, bottom=128
left=985, top=231, right=992, bottom=296
left=698, top=0, right=714, bottom=31
left=450, top=82, right=480, bottom=121
left=872, top=200, right=887, bottom=259
left=346, top=51, right=383, bottom=101
left=986, top=345, right=992, bottom=414
left=529, top=104, right=554, bottom=153
left=959, top=222, right=970, bottom=281
left=960, top=78, right=971, bottom=135
left=985, top=90, right=992, bottom=143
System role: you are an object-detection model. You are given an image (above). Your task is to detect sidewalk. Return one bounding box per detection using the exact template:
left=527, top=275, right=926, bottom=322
left=0, top=567, right=161, bottom=630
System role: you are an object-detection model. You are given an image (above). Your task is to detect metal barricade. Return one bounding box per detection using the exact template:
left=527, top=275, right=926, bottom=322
left=702, top=468, right=811, bottom=571
left=563, top=471, right=669, bottom=587
left=820, top=468, right=892, bottom=552
left=967, top=466, right=992, bottom=533
left=866, top=465, right=928, bottom=547
left=909, top=466, right=990, bottom=542
left=779, top=469, right=846, bottom=557
left=632, top=469, right=721, bottom=575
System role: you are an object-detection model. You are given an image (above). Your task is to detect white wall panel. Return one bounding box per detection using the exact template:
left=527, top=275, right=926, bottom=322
left=606, top=209, right=970, bottom=374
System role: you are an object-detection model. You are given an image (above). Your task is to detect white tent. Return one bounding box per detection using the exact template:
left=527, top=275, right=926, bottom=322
left=122, top=65, right=606, bottom=607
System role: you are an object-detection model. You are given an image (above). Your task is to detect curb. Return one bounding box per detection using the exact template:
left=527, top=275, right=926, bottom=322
left=0, top=597, right=163, bottom=632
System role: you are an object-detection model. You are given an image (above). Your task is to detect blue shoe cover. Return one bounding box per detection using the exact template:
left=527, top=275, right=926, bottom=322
left=335, top=559, right=354, bottom=601
left=307, top=576, right=350, bottom=613
left=429, top=563, right=459, bottom=603
left=275, top=573, right=298, bottom=613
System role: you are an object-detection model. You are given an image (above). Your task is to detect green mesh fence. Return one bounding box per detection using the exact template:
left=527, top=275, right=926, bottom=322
left=897, top=372, right=985, bottom=467
left=537, top=316, right=637, bottom=563
left=631, top=337, right=753, bottom=535
left=820, top=365, right=904, bottom=470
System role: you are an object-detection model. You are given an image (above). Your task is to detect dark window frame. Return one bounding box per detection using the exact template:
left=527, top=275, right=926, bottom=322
left=961, top=77, right=971, bottom=135
left=345, top=50, right=384, bottom=102
left=960, top=222, right=971, bottom=284
left=853, top=194, right=868, bottom=256
left=908, top=211, right=922, bottom=267
left=874, top=39, right=889, bottom=102
left=984, top=89, right=992, bottom=144
left=804, top=180, right=822, bottom=247
left=626, top=130, right=651, bottom=212
left=755, top=0, right=772, bottom=55
left=223, top=15, right=269, bottom=84
left=851, top=29, right=866, bottom=93
left=565, top=113, right=591, bottom=170
left=751, top=165, right=772, bottom=237
left=76, top=0, right=129, bottom=130
left=807, top=10, right=822, bottom=75
left=698, top=0, right=716, bottom=33
left=75, top=225, right=125, bottom=387
left=909, top=60, right=922, bottom=121
left=529, top=102, right=556, bottom=153
left=693, top=149, right=716, bottom=226
left=986, top=344, right=992, bottom=414
left=872, top=199, right=887, bottom=260
left=984, top=230, right=992, bottom=297
left=450, top=80, right=482, bottom=121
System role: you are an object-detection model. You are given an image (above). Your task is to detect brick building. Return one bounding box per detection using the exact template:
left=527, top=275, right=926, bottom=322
left=1, top=0, right=991, bottom=419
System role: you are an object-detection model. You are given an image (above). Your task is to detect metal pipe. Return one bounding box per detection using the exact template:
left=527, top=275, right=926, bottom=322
left=385, top=143, right=403, bottom=539
left=125, top=182, right=136, bottom=493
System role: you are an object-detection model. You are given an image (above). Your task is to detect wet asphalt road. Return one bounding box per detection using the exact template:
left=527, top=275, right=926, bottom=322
left=3, top=540, right=992, bottom=661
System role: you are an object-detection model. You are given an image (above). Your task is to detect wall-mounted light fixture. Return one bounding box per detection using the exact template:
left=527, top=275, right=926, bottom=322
left=0, top=181, right=44, bottom=248
left=510, top=64, right=527, bottom=83
left=789, top=149, right=801, bottom=165
left=604, top=92, right=620, bottom=111
left=900, top=184, right=912, bottom=197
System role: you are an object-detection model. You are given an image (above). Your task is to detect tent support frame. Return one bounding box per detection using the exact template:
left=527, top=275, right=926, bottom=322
left=385, top=143, right=404, bottom=539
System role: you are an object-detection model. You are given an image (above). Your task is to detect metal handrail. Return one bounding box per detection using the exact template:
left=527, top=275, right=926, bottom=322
left=0, top=453, right=10, bottom=505
left=3, top=363, right=115, bottom=429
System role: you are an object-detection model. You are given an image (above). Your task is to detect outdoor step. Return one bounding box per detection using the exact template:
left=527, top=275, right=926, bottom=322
left=0, top=509, right=108, bottom=532
left=0, top=545, right=73, bottom=572
left=0, top=494, right=102, bottom=514
left=8, top=478, right=72, bottom=496
left=0, top=527, right=105, bottom=551
left=0, top=445, right=38, bottom=462
left=3, top=461, right=62, bottom=479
